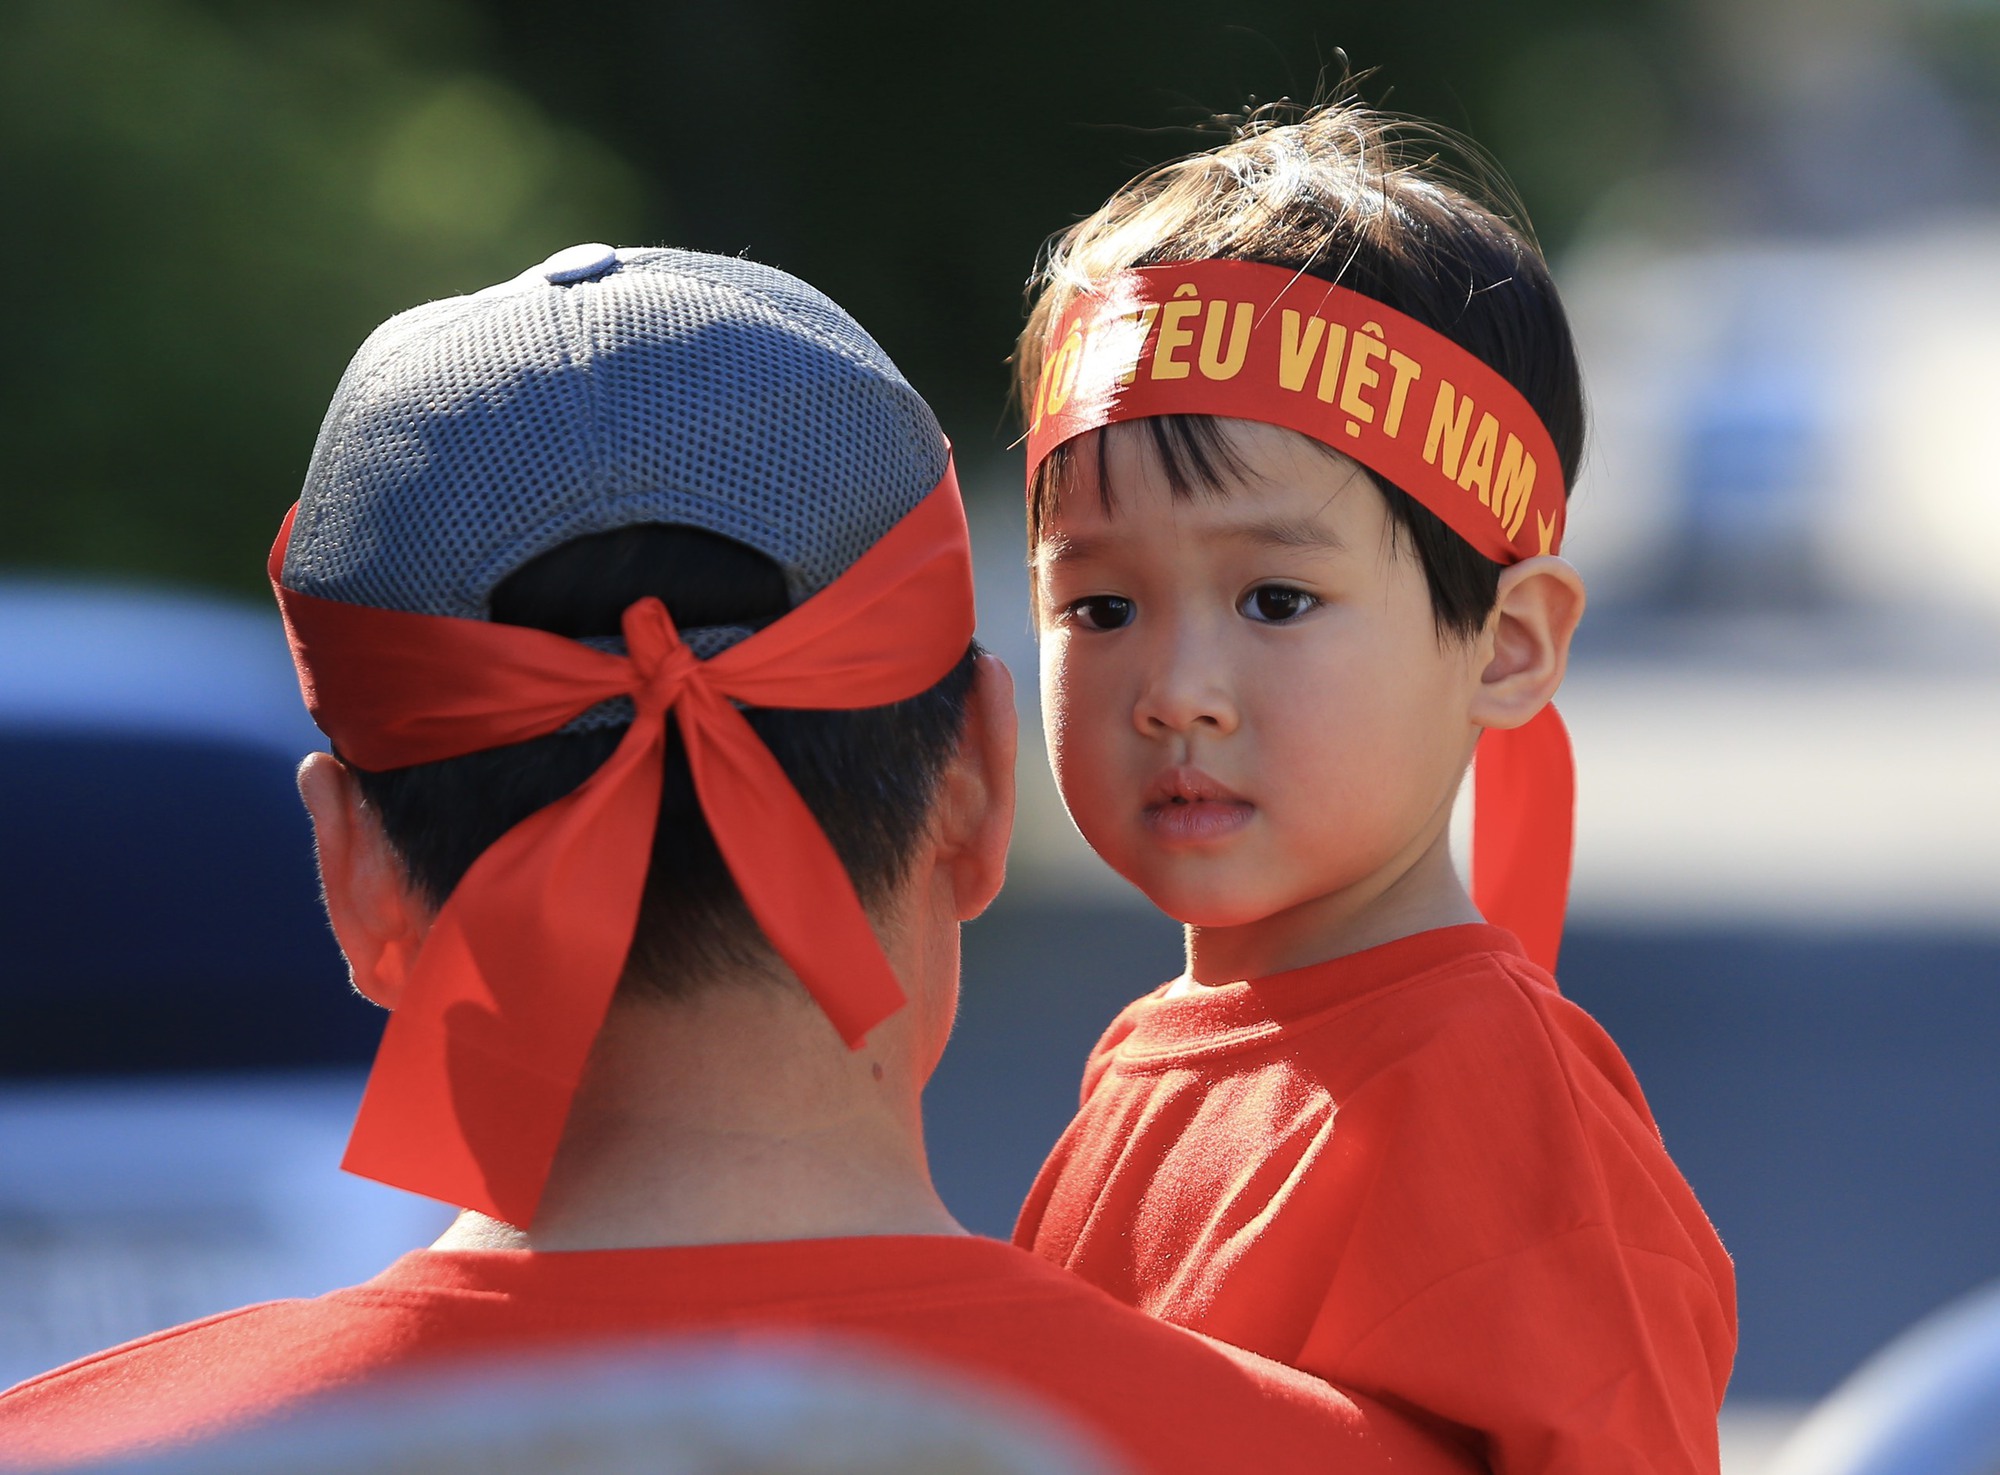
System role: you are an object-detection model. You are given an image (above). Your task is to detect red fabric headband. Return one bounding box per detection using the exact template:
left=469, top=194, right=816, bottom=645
left=272, top=463, right=977, bottom=1225
left=1026, top=260, right=1574, bottom=973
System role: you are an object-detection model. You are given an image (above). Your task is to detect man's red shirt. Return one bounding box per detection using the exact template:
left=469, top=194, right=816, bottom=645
left=0, top=1234, right=1471, bottom=1474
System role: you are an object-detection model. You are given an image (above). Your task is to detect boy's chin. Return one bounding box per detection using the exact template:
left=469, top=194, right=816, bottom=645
left=1127, top=874, right=1284, bottom=931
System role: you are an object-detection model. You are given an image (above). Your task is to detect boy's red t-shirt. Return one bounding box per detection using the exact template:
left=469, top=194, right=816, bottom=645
left=0, top=1233, right=1472, bottom=1475
left=1015, top=924, right=1738, bottom=1475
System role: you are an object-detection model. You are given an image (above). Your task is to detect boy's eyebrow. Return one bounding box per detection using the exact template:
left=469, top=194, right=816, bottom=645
left=1220, top=514, right=1348, bottom=553
left=1036, top=532, right=1106, bottom=566
left=1037, top=515, right=1348, bottom=566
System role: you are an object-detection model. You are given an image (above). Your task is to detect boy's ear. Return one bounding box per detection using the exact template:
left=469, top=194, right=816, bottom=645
left=931, top=654, right=1018, bottom=921
left=1469, top=556, right=1587, bottom=732
left=296, top=752, right=430, bottom=1008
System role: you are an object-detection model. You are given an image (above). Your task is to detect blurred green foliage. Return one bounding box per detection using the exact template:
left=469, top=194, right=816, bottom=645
left=1, top=0, right=1688, bottom=594
left=0, top=0, right=642, bottom=590
left=468, top=0, right=1687, bottom=451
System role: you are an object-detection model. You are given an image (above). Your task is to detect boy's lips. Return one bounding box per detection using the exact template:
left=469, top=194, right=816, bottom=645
left=1142, top=766, right=1254, bottom=843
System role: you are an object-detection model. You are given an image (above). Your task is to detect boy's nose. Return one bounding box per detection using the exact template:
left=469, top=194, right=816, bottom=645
left=1131, top=644, right=1240, bottom=738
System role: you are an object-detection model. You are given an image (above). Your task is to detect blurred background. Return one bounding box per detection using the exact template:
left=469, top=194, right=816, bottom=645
left=3, top=0, right=1997, bottom=1469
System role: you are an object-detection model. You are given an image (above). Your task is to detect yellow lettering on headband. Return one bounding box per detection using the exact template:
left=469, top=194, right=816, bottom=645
left=1025, top=260, right=1566, bottom=568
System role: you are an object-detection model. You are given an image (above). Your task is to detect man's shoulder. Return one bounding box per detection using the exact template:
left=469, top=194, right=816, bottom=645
left=0, top=1238, right=1470, bottom=1475
left=939, top=1243, right=1471, bottom=1472
left=0, top=1290, right=403, bottom=1468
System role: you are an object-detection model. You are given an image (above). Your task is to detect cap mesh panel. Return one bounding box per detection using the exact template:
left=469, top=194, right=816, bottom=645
left=283, top=248, right=947, bottom=624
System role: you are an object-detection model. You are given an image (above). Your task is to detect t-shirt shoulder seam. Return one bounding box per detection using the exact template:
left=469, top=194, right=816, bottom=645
left=1326, top=1222, right=1716, bottom=1364
left=1493, top=958, right=1625, bottom=1146
left=343, top=1269, right=1100, bottom=1322
left=1106, top=944, right=1540, bottom=1070
left=0, top=1300, right=297, bottom=1401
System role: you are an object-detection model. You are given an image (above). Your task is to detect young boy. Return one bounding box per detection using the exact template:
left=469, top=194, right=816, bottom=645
left=1011, top=104, right=1738, bottom=1475
left=0, top=244, right=1471, bottom=1475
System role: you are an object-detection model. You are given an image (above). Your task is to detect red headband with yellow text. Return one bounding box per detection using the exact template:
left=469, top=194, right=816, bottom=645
left=1026, top=260, right=1575, bottom=972
left=273, top=463, right=976, bottom=1227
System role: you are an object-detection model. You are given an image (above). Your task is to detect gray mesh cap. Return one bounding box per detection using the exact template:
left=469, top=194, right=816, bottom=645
left=283, top=244, right=950, bottom=625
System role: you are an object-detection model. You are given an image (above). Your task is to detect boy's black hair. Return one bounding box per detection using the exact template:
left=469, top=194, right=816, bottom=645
left=1018, top=97, right=1585, bottom=640
left=351, top=524, right=979, bottom=999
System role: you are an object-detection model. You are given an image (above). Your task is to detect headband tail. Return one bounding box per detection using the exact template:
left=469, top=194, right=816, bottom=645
left=307, top=469, right=974, bottom=1226
left=679, top=687, right=908, bottom=1046
left=343, top=710, right=668, bottom=1225
left=1471, top=705, right=1574, bottom=975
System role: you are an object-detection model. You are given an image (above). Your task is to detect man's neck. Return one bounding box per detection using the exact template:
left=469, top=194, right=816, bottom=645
left=432, top=981, right=964, bottom=1253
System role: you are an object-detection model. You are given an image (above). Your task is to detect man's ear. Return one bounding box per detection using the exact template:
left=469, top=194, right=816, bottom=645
left=932, top=654, right=1018, bottom=921
left=1469, top=556, right=1587, bottom=732
left=296, top=752, right=430, bottom=1008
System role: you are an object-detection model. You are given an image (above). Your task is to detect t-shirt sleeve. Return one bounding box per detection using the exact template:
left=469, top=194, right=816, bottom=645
left=1312, top=1226, right=1730, bottom=1475
left=1292, top=975, right=1736, bottom=1475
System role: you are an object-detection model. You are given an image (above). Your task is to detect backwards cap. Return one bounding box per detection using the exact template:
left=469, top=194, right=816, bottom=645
left=274, top=245, right=976, bottom=1224
left=286, top=244, right=947, bottom=622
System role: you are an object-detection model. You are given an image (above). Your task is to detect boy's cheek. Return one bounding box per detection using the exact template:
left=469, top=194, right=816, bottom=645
left=1048, top=735, right=1136, bottom=867
left=1046, top=674, right=1128, bottom=775
left=1048, top=733, right=1112, bottom=825
left=1039, top=645, right=1106, bottom=754
left=1037, top=628, right=1073, bottom=707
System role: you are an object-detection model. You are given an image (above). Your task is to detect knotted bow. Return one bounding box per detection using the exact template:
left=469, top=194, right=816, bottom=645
left=272, top=465, right=977, bottom=1226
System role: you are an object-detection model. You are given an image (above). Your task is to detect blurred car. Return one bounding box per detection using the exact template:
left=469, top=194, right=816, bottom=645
left=0, top=579, right=449, bottom=1389
left=1766, top=1277, right=2000, bottom=1475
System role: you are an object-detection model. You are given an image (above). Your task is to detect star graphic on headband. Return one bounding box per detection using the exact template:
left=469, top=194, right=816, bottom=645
left=1536, top=511, right=1558, bottom=556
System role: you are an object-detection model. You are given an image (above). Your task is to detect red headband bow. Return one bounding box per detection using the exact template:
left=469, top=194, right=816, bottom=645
left=272, top=463, right=977, bottom=1225
left=1026, top=260, right=1574, bottom=973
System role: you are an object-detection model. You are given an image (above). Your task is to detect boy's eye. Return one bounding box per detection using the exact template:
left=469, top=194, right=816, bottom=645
left=1239, top=585, right=1319, bottom=624
left=1067, top=595, right=1135, bottom=631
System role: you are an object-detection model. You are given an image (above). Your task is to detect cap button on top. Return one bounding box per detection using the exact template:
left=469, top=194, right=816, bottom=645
left=541, top=243, right=620, bottom=285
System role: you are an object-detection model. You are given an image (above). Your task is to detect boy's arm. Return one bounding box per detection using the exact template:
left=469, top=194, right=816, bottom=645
left=1296, top=978, right=1737, bottom=1475
left=1303, top=1224, right=1734, bottom=1475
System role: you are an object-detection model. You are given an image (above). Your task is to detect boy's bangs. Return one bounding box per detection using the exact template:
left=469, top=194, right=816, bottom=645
left=1030, top=416, right=1349, bottom=546
left=1029, top=417, right=1255, bottom=545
